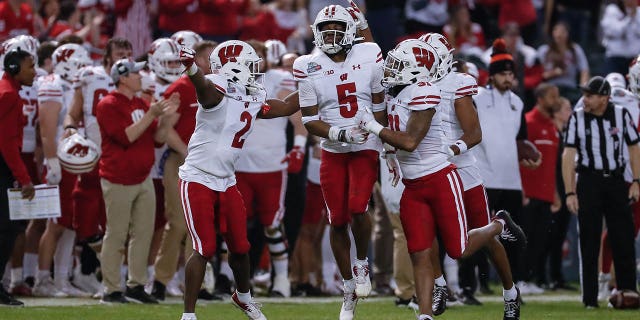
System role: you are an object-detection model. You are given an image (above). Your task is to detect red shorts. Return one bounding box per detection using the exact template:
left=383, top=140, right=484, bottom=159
left=400, top=165, right=468, bottom=257
left=236, top=170, right=287, bottom=227
left=463, top=184, right=491, bottom=229
left=20, top=152, right=40, bottom=184
left=51, top=169, right=77, bottom=229
left=153, top=178, right=167, bottom=230
left=72, top=166, right=106, bottom=240
left=302, top=181, right=326, bottom=225
left=180, top=179, right=250, bottom=258
left=320, top=150, right=378, bottom=226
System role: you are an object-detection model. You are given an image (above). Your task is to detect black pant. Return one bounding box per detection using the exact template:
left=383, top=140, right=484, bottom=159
left=521, top=198, right=552, bottom=283
left=576, top=172, right=637, bottom=306
left=459, top=188, right=524, bottom=289
left=0, top=156, right=27, bottom=278
left=545, top=205, right=571, bottom=285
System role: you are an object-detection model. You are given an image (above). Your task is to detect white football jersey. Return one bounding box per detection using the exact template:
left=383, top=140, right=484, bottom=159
left=179, top=74, right=267, bottom=191
left=576, top=87, right=640, bottom=182
left=236, top=69, right=297, bottom=173
left=73, top=65, right=115, bottom=147
left=386, top=82, right=449, bottom=179
left=294, top=43, right=384, bottom=153
left=437, top=72, right=482, bottom=190
left=37, top=74, right=74, bottom=142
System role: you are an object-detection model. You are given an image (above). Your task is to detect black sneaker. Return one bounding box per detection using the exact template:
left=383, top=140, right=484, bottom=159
left=125, top=285, right=159, bottom=304
left=101, top=291, right=129, bottom=304
left=294, top=283, right=325, bottom=297
left=0, top=286, right=23, bottom=306
left=395, top=295, right=419, bottom=310
left=214, top=274, right=233, bottom=296
left=151, top=281, right=166, bottom=301
left=495, top=210, right=527, bottom=248
left=432, top=284, right=448, bottom=315
left=456, top=289, right=482, bottom=306
left=198, top=289, right=223, bottom=301
left=503, top=287, right=521, bottom=320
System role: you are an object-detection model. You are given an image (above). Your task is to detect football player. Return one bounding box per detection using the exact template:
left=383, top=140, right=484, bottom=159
left=292, top=4, right=383, bottom=318
left=33, top=43, right=92, bottom=298
left=178, top=40, right=299, bottom=320
left=418, top=33, right=522, bottom=319
left=359, top=39, right=525, bottom=320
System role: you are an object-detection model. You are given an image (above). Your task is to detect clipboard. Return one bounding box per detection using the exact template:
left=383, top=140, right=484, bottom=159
left=7, top=185, right=61, bottom=220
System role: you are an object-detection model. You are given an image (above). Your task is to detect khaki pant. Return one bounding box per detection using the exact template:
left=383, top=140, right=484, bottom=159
left=388, top=211, right=415, bottom=300
left=101, top=177, right=155, bottom=293
left=154, top=151, right=192, bottom=285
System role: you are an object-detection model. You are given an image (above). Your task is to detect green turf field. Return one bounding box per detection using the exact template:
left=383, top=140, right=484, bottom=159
left=3, top=295, right=640, bottom=320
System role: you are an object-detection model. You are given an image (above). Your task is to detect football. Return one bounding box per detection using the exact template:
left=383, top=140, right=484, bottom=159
left=609, top=289, right=640, bottom=309
left=517, top=139, right=541, bottom=162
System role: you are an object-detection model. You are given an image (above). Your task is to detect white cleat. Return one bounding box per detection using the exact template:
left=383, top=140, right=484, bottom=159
left=72, top=270, right=102, bottom=295
left=32, top=277, right=68, bottom=298
left=270, top=275, right=291, bottom=298
left=231, top=292, right=267, bottom=320
left=353, top=261, right=371, bottom=298
left=166, top=277, right=184, bottom=297
left=339, top=291, right=358, bottom=320
left=56, top=280, right=92, bottom=297
left=597, top=273, right=611, bottom=301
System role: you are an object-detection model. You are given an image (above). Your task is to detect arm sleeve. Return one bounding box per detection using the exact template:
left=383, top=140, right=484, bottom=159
left=516, top=105, right=528, bottom=140
left=0, top=92, right=31, bottom=185
left=96, top=98, right=132, bottom=147
left=292, top=57, right=317, bottom=108
left=623, top=108, right=640, bottom=145
left=407, top=85, right=441, bottom=111
left=564, top=112, right=578, bottom=147
left=37, top=78, right=64, bottom=105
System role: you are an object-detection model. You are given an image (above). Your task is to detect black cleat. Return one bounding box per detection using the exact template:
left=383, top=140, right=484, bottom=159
left=198, top=289, right=223, bottom=300
left=456, top=289, right=482, bottom=306
left=101, top=291, right=129, bottom=304
left=495, top=210, right=527, bottom=248
left=151, top=281, right=166, bottom=301
left=0, top=286, right=23, bottom=306
left=395, top=295, right=419, bottom=310
left=214, top=274, right=233, bottom=296
left=503, top=287, right=521, bottom=320
left=125, top=285, right=158, bottom=304
left=432, top=284, right=448, bottom=315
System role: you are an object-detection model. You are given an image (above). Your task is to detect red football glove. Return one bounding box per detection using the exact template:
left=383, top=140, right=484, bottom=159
left=179, top=47, right=197, bottom=75
left=282, top=146, right=305, bottom=173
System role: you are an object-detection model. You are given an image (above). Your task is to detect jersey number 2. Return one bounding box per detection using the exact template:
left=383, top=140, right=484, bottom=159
left=337, top=82, right=358, bottom=118
left=231, top=111, right=252, bottom=149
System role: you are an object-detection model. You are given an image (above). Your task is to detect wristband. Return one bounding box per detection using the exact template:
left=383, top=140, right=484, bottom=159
left=565, top=192, right=576, bottom=198
left=454, top=140, right=468, bottom=154
left=367, top=121, right=384, bottom=136
left=186, top=64, right=198, bottom=76
left=293, top=135, right=307, bottom=148
left=633, top=179, right=640, bottom=185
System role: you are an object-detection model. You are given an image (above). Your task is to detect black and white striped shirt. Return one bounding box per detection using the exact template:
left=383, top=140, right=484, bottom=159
left=565, top=103, right=640, bottom=171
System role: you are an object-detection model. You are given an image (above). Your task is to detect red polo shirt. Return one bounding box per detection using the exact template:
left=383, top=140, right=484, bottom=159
left=0, top=73, right=30, bottom=185
left=520, top=107, right=559, bottom=203
left=163, top=75, right=197, bottom=144
left=96, top=91, right=157, bottom=185
left=0, top=2, right=34, bottom=41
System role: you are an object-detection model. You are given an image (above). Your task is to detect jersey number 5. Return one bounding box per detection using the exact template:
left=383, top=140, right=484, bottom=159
left=231, top=111, right=253, bottom=149
left=336, top=82, right=358, bottom=118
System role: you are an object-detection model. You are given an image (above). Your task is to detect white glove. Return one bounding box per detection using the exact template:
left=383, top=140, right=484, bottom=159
left=45, top=158, right=62, bottom=185
left=179, top=47, right=198, bottom=75
left=328, top=126, right=368, bottom=144
left=382, top=145, right=400, bottom=187
left=346, top=0, right=368, bottom=30
left=358, top=106, right=384, bottom=136
left=441, top=144, right=455, bottom=160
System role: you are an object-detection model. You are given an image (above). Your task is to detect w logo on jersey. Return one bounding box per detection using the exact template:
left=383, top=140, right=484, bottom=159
left=412, top=47, right=435, bottom=69
left=56, top=49, right=75, bottom=63
left=218, top=45, right=244, bottom=64
left=68, top=144, right=89, bottom=157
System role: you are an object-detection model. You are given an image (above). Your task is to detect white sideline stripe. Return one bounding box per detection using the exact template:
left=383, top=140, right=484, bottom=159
left=17, top=295, right=582, bottom=307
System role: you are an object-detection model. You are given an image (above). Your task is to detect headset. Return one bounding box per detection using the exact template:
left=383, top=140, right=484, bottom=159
left=4, top=48, right=25, bottom=76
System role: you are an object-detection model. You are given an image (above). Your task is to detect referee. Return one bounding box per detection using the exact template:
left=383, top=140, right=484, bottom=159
left=562, top=76, right=639, bottom=308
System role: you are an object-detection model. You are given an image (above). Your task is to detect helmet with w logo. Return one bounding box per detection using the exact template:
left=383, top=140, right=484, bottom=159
left=382, top=39, right=439, bottom=88
left=52, top=44, right=91, bottom=80
left=57, top=133, right=100, bottom=174
left=1, top=35, right=40, bottom=66
left=171, top=30, right=203, bottom=50
left=149, top=38, right=182, bottom=82
left=418, top=33, right=454, bottom=82
left=210, top=40, right=263, bottom=93
left=628, top=55, right=640, bottom=98
left=312, top=4, right=357, bottom=54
